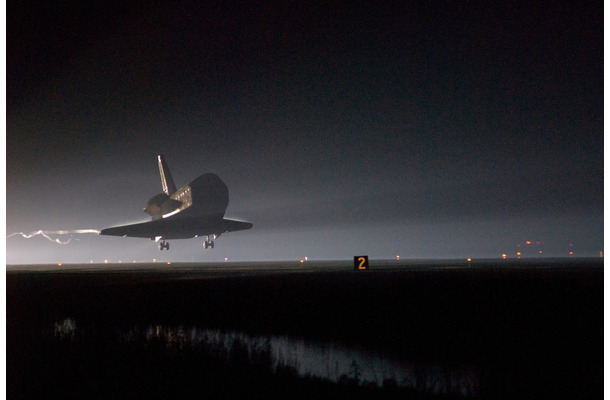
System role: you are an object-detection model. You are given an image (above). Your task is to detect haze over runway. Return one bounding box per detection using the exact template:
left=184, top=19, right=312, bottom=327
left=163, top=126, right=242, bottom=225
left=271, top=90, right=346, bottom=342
left=7, top=1, right=603, bottom=264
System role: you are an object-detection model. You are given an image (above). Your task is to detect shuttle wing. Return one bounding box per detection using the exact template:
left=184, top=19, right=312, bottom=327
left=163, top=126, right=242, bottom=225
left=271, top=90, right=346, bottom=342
left=222, top=219, right=255, bottom=233
left=100, top=217, right=252, bottom=240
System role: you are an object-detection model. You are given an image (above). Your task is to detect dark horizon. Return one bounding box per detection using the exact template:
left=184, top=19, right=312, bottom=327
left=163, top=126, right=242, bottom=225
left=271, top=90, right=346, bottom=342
left=7, top=1, right=603, bottom=264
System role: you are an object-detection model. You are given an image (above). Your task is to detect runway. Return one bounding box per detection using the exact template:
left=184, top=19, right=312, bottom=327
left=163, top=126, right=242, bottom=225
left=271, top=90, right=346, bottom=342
left=6, top=256, right=596, bottom=274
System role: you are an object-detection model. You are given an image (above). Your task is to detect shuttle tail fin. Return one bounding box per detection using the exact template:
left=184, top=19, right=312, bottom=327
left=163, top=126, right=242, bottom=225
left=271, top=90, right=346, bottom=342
left=157, top=154, right=177, bottom=195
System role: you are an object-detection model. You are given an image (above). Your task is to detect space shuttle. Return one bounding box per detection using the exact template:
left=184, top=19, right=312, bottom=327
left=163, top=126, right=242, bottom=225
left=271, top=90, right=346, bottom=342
left=100, top=155, right=252, bottom=250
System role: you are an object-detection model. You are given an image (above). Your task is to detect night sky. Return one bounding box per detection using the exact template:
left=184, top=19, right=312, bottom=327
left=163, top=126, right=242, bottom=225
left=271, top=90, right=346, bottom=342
left=7, top=1, right=603, bottom=264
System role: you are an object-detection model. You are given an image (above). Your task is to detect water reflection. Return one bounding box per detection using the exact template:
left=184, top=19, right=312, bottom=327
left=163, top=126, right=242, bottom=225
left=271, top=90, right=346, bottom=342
left=53, top=318, right=77, bottom=339
left=54, top=318, right=479, bottom=397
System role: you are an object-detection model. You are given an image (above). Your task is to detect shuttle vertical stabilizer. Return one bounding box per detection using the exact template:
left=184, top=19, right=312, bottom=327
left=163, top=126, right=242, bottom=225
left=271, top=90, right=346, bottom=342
left=158, top=154, right=177, bottom=195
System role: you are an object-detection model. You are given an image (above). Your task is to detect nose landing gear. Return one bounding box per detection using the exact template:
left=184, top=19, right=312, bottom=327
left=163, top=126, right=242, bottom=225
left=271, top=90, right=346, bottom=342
left=159, top=240, right=169, bottom=251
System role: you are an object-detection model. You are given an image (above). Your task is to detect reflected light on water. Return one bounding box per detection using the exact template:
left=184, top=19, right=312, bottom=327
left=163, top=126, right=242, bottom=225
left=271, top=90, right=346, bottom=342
left=54, top=318, right=479, bottom=396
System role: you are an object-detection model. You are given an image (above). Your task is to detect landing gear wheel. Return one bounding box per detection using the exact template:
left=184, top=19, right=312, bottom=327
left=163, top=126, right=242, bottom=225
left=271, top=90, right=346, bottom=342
left=159, top=241, right=169, bottom=251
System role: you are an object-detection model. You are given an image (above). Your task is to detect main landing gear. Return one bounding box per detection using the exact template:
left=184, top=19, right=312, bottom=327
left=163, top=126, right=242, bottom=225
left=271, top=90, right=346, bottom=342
left=156, top=235, right=218, bottom=251
left=203, top=234, right=218, bottom=249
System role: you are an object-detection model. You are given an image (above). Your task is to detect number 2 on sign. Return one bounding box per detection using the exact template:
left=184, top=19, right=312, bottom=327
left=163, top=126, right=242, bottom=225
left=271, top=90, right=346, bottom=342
left=354, top=255, right=369, bottom=270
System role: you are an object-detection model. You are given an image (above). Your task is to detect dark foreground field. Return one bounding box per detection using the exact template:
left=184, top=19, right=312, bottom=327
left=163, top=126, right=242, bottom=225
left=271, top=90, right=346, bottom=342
left=7, top=259, right=603, bottom=399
